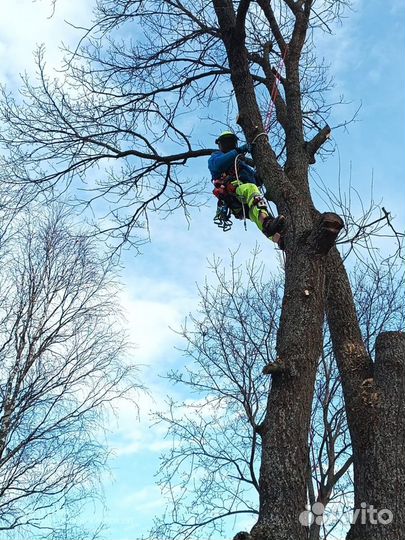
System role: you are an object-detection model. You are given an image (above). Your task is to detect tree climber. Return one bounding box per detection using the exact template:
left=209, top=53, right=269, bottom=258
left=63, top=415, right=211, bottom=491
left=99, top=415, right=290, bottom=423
left=209, top=131, right=286, bottom=242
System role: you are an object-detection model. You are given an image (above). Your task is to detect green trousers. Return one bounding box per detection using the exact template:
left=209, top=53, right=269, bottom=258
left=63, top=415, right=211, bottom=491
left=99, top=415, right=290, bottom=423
left=232, top=181, right=269, bottom=231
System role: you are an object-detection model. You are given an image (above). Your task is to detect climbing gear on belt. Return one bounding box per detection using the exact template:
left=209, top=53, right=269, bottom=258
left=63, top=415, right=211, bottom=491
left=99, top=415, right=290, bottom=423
left=213, top=201, right=233, bottom=232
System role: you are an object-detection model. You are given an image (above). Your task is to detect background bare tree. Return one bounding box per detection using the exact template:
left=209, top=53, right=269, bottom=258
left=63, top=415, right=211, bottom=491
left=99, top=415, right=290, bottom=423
left=0, top=208, right=139, bottom=537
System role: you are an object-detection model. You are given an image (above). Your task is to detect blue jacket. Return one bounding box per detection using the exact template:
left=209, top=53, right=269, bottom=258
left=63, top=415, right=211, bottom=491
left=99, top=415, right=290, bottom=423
left=208, top=150, right=257, bottom=184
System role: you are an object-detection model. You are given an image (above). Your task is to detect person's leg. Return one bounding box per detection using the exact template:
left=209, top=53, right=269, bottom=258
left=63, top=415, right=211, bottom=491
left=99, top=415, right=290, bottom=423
left=233, top=182, right=268, bottom=230
left=232, top=182, right=286, bottom=240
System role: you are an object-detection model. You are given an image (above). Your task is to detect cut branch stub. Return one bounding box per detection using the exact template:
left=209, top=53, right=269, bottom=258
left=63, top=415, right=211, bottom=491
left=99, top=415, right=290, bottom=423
left=307, top=212, right=344, bottom=255
left=262, top=357, right=286, bottom=376
left=233, top=532, right=252, bottom=540
left=305, top=125, right=332, bottom=164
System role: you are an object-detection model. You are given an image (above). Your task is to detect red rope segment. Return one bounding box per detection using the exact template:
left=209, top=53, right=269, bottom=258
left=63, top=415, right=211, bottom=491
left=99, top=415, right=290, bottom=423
left=264, top=47, right=288, bottom=133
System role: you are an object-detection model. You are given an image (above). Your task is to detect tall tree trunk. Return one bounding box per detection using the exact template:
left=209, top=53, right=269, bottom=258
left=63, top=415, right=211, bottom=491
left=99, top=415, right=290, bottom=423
left=326, top=250, right=405, bottom=539
left=254, top=245, right=326, bottom=540
left=213, top=3, right=342, bottom=538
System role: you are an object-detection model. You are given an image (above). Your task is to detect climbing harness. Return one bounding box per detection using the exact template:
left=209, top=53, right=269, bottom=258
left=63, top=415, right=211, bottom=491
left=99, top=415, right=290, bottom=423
left=212, top=155, right=250, bottom=232
left=212, top=177, right=248, bottom=232
left=212, top=155, right=274, bottom=233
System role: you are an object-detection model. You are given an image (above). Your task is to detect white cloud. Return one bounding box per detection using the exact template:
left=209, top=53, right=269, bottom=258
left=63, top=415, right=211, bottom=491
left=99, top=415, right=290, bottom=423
left=118, top=207, right=282, bottom=369
left=121, top=484, right=165, bottom=514
left=121, top=293, right=187, bottom=365
left=0, top=0, right=94, bottom=83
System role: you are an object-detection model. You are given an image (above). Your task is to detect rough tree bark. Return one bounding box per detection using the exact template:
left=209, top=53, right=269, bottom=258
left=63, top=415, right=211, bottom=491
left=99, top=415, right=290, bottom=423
left=212, top=2, right=342, bottom=539
left=326, top=251, right=405, bottom=539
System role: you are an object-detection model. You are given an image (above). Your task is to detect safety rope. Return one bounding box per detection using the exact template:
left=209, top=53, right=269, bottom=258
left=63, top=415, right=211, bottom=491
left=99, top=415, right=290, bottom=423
left=244, top=47, right=289, bottom=243
left=263, top=47, right=288, bottom=134
left=252, top=132, right=268, bottom=145
left=234, top=153, right=248, bottom=230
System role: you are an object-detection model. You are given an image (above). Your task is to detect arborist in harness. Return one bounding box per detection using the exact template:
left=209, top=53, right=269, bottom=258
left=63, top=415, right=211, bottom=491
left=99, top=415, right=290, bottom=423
left=209, top=131, right=286, bottom=242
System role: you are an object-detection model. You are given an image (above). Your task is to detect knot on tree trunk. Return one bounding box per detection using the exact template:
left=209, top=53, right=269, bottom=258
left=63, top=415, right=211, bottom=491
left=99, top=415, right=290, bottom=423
left=307, top=212, right=344, bottom=255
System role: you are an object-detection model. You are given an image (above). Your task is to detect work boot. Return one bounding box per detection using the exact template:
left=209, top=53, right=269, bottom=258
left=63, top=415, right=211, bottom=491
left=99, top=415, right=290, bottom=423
left=262, top=215, right=286, bottom=238
left=272, top=232, right=285, bottom=250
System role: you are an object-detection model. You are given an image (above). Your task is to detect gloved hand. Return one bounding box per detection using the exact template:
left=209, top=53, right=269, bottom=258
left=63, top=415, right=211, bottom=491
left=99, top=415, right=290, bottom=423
left=237, top=142, right=251, bottom=154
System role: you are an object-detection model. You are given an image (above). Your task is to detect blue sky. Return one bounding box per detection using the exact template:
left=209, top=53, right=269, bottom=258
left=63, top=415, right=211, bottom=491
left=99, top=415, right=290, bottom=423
left=0, top=1, right=404, bottom=539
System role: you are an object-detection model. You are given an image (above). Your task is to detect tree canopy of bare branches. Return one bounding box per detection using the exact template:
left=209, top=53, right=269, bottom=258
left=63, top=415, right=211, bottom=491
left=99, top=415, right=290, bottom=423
left=0, top=0, right=361, bottom=248
left=0, top=208, right=139, bottom=536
